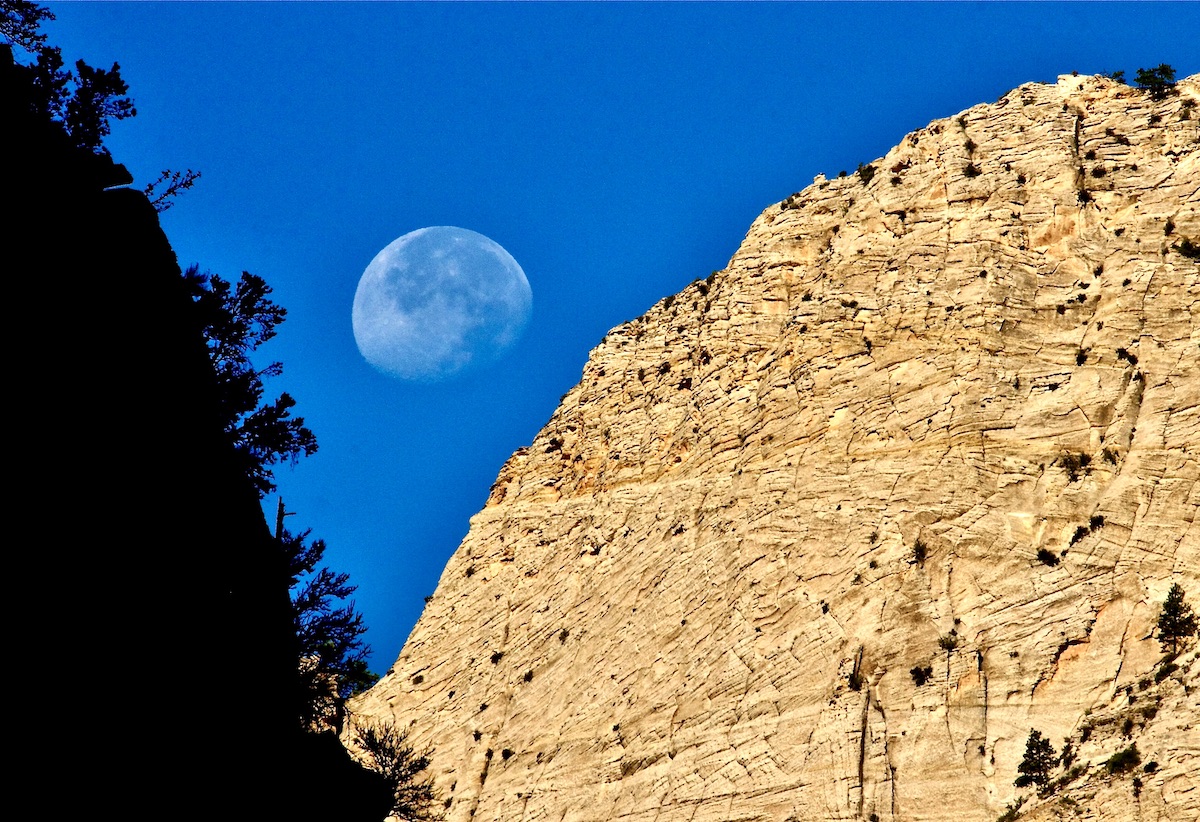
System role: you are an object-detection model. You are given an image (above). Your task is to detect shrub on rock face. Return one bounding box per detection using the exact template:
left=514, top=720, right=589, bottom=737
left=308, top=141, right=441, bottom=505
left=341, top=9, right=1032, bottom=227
left=1105, top=743, right=1141, bottom=775
left=1037, top=548, right=1061, bottom=567
left=910, top=665, right=933, bottom=686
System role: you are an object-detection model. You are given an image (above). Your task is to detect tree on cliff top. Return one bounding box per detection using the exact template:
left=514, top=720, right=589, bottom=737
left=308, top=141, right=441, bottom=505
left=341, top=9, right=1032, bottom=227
left=2, top=0, right=135, bottom=154
left=185, top=266, right=317, bottom=497
left=1135, top=64, right=1177, bottom=101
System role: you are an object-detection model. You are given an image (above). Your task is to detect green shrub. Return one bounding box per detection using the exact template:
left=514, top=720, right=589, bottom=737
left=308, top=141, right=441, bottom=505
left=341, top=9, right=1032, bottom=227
left=1134, top=64, right=1177, bottom=100
left=996, top=797, right=1025, bottom=822
left=1105, top=743, right=1140, bottom=775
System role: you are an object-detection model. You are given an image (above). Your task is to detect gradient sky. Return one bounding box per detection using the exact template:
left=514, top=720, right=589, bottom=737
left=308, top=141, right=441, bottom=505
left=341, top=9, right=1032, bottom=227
left=44, top=2, right=1198, bottom=675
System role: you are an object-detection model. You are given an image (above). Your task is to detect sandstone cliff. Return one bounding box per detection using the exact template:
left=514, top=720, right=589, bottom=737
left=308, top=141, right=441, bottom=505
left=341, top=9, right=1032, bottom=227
left=352, top=74, right=1199, bottom=822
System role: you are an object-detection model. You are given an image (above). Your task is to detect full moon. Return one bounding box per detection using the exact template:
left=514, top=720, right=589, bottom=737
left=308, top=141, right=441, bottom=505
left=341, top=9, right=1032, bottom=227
left=352, top=226, right=533, bottom=381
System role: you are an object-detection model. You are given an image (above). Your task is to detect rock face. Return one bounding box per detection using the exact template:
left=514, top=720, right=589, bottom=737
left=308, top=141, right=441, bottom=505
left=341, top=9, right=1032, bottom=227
left=353, top=75, right=1199, bottom=822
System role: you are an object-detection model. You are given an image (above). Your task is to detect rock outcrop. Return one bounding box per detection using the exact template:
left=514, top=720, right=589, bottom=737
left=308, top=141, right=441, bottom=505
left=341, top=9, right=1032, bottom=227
left=353, top=74, right=1199, bottom=822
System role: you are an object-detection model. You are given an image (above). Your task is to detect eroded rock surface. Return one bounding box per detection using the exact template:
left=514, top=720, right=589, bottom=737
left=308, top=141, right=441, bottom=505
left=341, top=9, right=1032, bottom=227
left=352, top=74, right=1199, bottom=822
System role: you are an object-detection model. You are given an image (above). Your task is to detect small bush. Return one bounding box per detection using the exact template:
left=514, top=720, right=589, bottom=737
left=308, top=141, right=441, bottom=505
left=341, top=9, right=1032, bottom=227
left=964, top=163, right=982, bottom=178
left=939, top=633, right=961, bottom=654
left=1154, top=661, right=1179, bottom=683
left=1105, top=743, right=1141, bottom=775
left=913, top=539, right=928, bottom=564
left=856, top=163, right=876, bottom=184
left=1116, top=347, right=1138, bottom=365
left=1060, top=453, right=1092, bottom=483
left=353, top=720, right=442, bottom=822
left=490, top=651, right=503, bottom=664
left=996, top=797, right=1025, bottom=822
left=1037, top=548, right=1061, bottom=567
left=1177, top=239, right=1200, bottom=259
left=910, top=665, right=934, bottom=686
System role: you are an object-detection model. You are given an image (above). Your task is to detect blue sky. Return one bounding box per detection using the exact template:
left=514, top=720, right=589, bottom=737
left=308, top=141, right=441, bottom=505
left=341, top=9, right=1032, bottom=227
left=44, top=2, right=1198, bottom=675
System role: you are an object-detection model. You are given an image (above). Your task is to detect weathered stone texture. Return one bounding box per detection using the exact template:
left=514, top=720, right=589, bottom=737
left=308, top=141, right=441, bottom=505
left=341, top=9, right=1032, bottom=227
left=352, top=75, right=1199, bottom=822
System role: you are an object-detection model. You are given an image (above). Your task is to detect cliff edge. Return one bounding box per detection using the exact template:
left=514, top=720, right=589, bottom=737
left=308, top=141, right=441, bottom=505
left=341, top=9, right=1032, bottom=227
left=354, top=74, right=1199, bottom=822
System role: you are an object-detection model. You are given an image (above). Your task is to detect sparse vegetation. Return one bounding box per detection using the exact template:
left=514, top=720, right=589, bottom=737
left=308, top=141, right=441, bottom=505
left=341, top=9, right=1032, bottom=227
left=1155, top=659, right=1179, bottom=683
left=938, top=633, right=961, bottom=654
left=1156, top=583, right=1197, bottom=654
left=1014, top=729, right=1057, bottom=788
left=1059, top=452, right=1092, bottom=483
left=353, top=720, right=443, bottom=822
left=996, top=796, right=1025, bottom=822
left=910, top=665, right=934, bottom=686
left=856, top=162, right=876, bottom=184
left=1036, top=548, right=1061, bottom=567
left=1105, top=743, right=1141, bottom=775
left=1176, top=238, right=1200, bottom=259
left=913, top=538, right=928, bottom=564
left=1134, top=64, right=1177, bottom=100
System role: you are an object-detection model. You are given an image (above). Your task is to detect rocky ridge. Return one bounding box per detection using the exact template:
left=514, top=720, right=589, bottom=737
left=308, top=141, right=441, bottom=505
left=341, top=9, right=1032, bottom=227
left=352, top=74, right=1200, bottom=822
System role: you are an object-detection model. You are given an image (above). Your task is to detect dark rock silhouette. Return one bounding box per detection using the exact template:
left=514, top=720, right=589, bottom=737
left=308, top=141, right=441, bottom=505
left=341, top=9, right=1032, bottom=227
left=4, top=43, right=390, bottom=821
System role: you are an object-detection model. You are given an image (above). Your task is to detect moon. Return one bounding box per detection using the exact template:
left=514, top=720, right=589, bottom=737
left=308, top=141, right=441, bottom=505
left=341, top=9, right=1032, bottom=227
left=352, top=226, right=533, bottom=381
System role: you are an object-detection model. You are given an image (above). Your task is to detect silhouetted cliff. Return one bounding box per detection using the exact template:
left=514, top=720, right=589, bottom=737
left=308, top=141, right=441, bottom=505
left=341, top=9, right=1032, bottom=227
left=3, top=44, right=389, bottom=820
